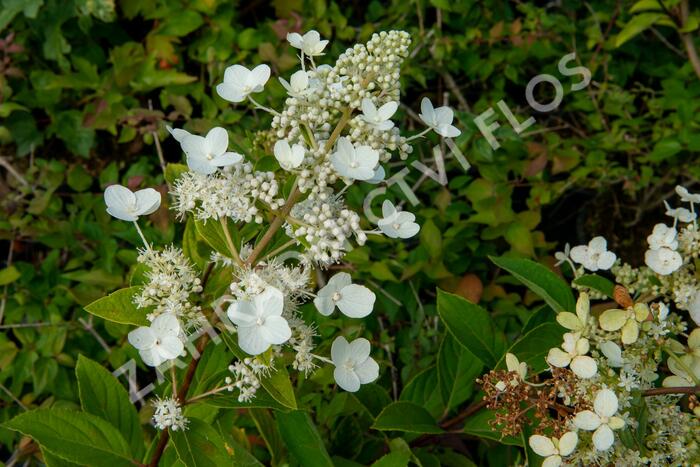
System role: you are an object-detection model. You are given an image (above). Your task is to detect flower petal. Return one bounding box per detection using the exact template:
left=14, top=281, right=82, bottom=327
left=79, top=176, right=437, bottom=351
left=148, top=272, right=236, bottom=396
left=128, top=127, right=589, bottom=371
left=592, top=424, right=614, bottom=451
left=558, top=431, right=578, bottom=456
left=331, top=336, right=350, bottom=364
left=256, top=286, right=284, bottom=318
left=152, top=313, right=181, bottom=336
left=237, top=326, right=271, bottom=355
left=570, top=355, right=597, bottom=379
left=227, top=300, right=257, bottom=326
left=546, top=348, right=572, bottom=368
left=594, top=389, right=618, bottom=418
left=542, top=456, right=562, bottom=467
left=354, top=357, right=379, bottom=384
left=347, top=337, right=371, bottom=362
left=529, top=435, right=556, bottom=457
left=599, top=309, right=627, bottom=331
left=158, top=335, right=184, bottom=360
left=333, top=366, right=361, bottom=392
left=620, top=319, right=639, bottom=345
left=259, top=315, right=292, bottom=345
left=128, top=327, right=155, bottom=350
left=573, top=410, right=601, bottom=431
left=336, top=284, right=376, bottom=318
left=205, top=127, right=228, bottom=156
left=134, top=188, right=161, bottom=216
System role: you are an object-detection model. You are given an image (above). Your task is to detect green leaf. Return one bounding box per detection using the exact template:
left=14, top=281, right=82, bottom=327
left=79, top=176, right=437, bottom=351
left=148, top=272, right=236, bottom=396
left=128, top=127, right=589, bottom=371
left=437, top=289, right=501, bottom=367
left=490, top=256, right=575, bottom=313
left=165, top=163, right=189, bottom=184
left=615, top=13, right=664, bottom=47
left=195, top=218, right=235, bottom=258
left=76, top=355, right=144, bottom=457
left=4, top=409, right=135, bottom=466
left=573, top=274, right=615, bottom=298
left=84, top=286, right=149, bottom=326
left=499, top=322, right=565, bottom=373
left=0, top=265, right=21, bottom=285
left=437, top=334, right=483, bottom=412
left=170, top=417, right=233, bottom=466
left=277, top=410, right=334, bottom=467
left=250, top=409, right=286, bottom=466
left=462, top=409, right=522, bottom=446
left=183, top=217, right=209, bottom=269
left=372, top=401, right=443, bottom=434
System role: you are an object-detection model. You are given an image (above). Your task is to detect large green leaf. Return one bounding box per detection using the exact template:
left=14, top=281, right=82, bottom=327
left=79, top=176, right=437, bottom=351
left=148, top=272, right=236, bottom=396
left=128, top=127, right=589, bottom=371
left=499, top=322, right=565, bottom=373
left=76, top=355, right=144, bottom=457
left=462, top=409, right=522, bottom=446
left=372, top=401, right=443, bottom=434
left=615, top=13, right=664, bottom=47
left=170, top=417, right=233, bottom=466
left=84, top=286, right=149, bottom=326
left=4, top=409, right=135, bottom=466
left=437, top=334, right=483, bottom=412
left=573, top=274, right=615, bottom=298
left=437, top=289, right=501, bottom=367
left=400, top=367, right=444, bottom=418
left=277, top=410, right=334, bottom=467
left=195, top=218, right=237, bottom=258
left=490, top=256, right=575, bottom=313
left=250, top=409, right=286, bottom=466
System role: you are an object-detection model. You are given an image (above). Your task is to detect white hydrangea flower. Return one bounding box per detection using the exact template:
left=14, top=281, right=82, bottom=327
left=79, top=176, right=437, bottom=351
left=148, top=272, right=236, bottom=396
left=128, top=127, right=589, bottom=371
left=505, top=352, right=527, bottom=380
left=664, top=200, right=697, bottom=224
left=546, top=332, right=598, bottom=378
left=645, top=247, right=683, bottom=276
left=377, top=200, right=420, bottom=239
left=647, top=223, right=678, bottom=250
left=216, top=64, right=271, bottom=103
left=313, top=272, right=375, bottom=318
left=418, top=97, right=460, bottom=138
left=599, top=303, right=650, bottom=345
left=273, top=140, right=305, bottom=170
left=152, top=397, right=188, bottom=431
left=287, top=30, right=329, bottom=57
left=178, top=127, right=243, bottom=175
left=573, top=389, right=625, bottom=451
left=599, top=341, right=624, bottom=368
left=360, top=98, right=398, bottom=131
left=104, top=185, right=161, bottom=222
left=227, top=286, right=292, bottom=355
left=556, top=292, right=589, bottom=333
left=570, top=236, right=616, bottom=271
left=279, top=70, right=312, bottom=98
left=331, top=336, right=379, bottom=392
left=128, top=313, right=184, bottom=367
left=528, top=432, right=578, bottom=467
left=330, top=137, right=379, bottom=181
left=676, top=185, right=700, bottom=203
left=553, top=243, right=571, bottom=267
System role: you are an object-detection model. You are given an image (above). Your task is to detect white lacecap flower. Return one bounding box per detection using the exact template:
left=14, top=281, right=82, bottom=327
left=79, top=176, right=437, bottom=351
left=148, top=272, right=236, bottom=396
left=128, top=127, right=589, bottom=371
left=556, top=292, right=589, bottom=333
left=528, top=432, right=578, bottom=467
left=644, top=247, right=682, bottom=276
left=599, top=341, right=624, bottom=368
left=273, top=140, right=305, bottom=170
left=675, top=185, right=700, bottom=204
left=505, top=352, right=527, bottom=381
left=360, top=98, right=398, bottom=131
left=313, top=272, right=375, bottom=318
left=664, top=200, right=697, bottom=224
left=128, top=313, right=184, bottom=367
left=569, top=236, right=616, bottom=271
left=330, top=137, right=379, bottom=181
left=227, top=286, right=292, bottom=355
left=573, top=388, right=625, bottom=451
left=177, top=127, right=243, bottom=175
left=279, top=70, right=311, bottom=97
left=546, top=332, right=598, bottom=378
left=331, top=336, right=379, bottom=392
left=553, top=243, right=571, bottom=267
left=286, top=30, right=328, bottom=57
left=418, top=97, right=461, bottom=138
left=599, top=303, right=650, bottom=345
left=104, top=185, right=161, bottom=222
left=377, top=200, right=420, bottom=239
left=152, top=397, right=188, bottom=431
left=216, top=64, right=271, bottom=103
left=647, top=223, right=678, bottom=250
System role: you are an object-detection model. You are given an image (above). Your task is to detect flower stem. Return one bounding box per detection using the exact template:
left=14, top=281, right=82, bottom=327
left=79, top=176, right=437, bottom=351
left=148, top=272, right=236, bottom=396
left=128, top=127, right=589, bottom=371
left=133, top=221, right=151, bottom=251
left=324, top=108, right=352, bottom=153
left=405, top=127, right=431, bottom=142
left=248, top=96, right=279, bottom=116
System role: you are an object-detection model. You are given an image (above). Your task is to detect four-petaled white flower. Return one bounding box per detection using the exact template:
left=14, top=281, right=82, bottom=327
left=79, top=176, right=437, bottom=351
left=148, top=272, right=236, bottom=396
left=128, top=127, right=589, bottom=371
left=546, top=332, right=598, bottom=378
left=279, top=70, right=311, bottom=98
left=599, top=303, right=650, bottom=345
left=178, top=127, right=243, bottom=175
left=554, top=243, right=571, bottom=267
left=216, top=64, right=271, bottom=103
left=528, top=432, right=578, bottom=467
left=647, top=223, right=678, bottom=250
left=274, top=140, right=305, bottom=170
left=330, top=137, right=379, bottom=181
left=570, top=236, right=616, bottom=271
left=360, top=98, right=398, bottom=131
left=104, top=185, right=161, bottom=222
left=675, top=185, right=700, bottom=204
left=418, top=97, right=461, bottom=138
left=377, top=200, right=420, bottom=239
left=287, top=30, right=329, bottom=57
left=573, top=388, right=625, bottom=451
left=599, top=341, right=624, bottom=368
left=331, top=336, right=379, bottom=392
left=227, top=286, right=292, bottom=355
left=128, top=313, right=184, bottom=367
left=645, top=247, right=682, bottom=276
left=314, top=272, right=376, bottom=318
left=556, top=292, right=589, bottom=333
left=664, top=200, right=697, bottom=224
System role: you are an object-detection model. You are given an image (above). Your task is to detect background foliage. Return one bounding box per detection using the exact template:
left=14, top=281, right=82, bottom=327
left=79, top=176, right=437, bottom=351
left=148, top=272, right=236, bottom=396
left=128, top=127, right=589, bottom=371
left=1, top=0, right=699, bottom=465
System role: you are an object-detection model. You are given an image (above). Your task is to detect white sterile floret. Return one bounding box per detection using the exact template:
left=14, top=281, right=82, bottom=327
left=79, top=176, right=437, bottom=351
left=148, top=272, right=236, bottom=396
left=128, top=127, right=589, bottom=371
left=418, top=97, right=461, bottom=138
left=331, top=336, right=379, bottom=392
left=573, top=388, right=625, bottom=451
left=178, top=127, right=242, bottom=175
left=647, top=223, right=678, bottom=250
left=360, top=98, right=398, bottom=131
left=553, top=243, right=571, bottom=266
left=273, top=140, right=305, bottom=170
left=128, top=313, right=184, bottom=367
left=505, top=352, right=527, bottom=381
left=330, top=137, right=379, bottom=181
left=570, top=236, right=616, bottom=271
left=227, top=286, right=292, bottom=355
left=104, top=184, right=161, bottom=222
left=216, top=64, right=271, bottom=103
left=286, top=30, right=328, bottom=57
left=377, top=200, right=420, bottom=239
left=664, top=200, right=697, bottom=224
left=599, top=341, right=624, bottom=368
left=645, top=247, right=683, bottom=275
left=556, top=292, right=589, bottom=333
left=528, top=432, right=578, bottom=467
left=279, top=70, right=311, bottom=98
left=676, top=185, right=700, bottom=203
left=546, top=332, right=598, bottom=378
left=599, top=303, right=650, bottom=345
left=313, top=272, right=375, bottom=318
left=152, top=397, right=188, bottom=431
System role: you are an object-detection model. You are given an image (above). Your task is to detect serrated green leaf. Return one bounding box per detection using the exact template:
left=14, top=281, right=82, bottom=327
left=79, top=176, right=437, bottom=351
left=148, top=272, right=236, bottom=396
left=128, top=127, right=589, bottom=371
left=84, top=286, right=149, bottom=326
left=170, top=417, right=233, bottom=466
